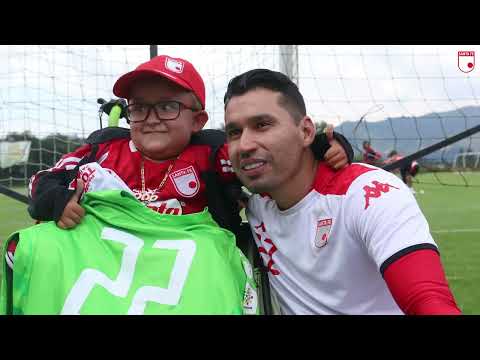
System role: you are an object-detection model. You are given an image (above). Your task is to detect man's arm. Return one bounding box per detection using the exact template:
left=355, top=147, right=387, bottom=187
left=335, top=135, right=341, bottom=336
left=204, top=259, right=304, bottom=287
left=383, top=249, right=461, bottom=315
left=348, top=167, right=461, bottom=315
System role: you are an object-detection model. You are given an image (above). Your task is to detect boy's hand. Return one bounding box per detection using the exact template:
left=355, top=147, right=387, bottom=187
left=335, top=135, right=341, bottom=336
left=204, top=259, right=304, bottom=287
left=57, top=179, right=85, bottom=229
left=324, top=125, right=349, bottom=170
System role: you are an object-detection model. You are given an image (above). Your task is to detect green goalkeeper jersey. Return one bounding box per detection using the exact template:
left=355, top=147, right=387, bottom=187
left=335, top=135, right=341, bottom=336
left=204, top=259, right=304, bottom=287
left=0, top=190, right=258, bottom=315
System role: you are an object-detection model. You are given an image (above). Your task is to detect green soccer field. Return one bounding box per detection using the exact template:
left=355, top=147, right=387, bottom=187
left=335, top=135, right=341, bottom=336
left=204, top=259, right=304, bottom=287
left=413, top=173, right=480, bottom=315
left=1, top=175, right=479, bottom=314
left=0, top=187, right=33, bottom=242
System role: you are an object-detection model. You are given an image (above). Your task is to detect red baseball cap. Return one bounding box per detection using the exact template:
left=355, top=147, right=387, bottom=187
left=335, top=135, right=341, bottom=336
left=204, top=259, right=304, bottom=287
left=113, top=55, right=206, bottom=109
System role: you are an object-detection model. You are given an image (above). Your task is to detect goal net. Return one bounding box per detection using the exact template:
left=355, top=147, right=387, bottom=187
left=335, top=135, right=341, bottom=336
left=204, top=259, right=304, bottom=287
left=1, top=45, right=479, bottom=197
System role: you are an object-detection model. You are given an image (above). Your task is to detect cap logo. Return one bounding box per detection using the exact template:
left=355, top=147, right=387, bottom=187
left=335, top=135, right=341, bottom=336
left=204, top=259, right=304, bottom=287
left=165, top=57, right=184, bottom=74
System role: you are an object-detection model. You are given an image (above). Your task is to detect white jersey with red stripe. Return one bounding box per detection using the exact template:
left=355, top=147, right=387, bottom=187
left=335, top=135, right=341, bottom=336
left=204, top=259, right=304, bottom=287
left=29, top=138, right=235, bottom=215
left=246, top=162, right=437, bottom=315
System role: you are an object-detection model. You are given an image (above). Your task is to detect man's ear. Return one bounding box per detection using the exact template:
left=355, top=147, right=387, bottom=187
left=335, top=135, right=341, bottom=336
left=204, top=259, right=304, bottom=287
left=299, top=116, right=316, bottom=147
left=192, top=110, right=209, bottom=132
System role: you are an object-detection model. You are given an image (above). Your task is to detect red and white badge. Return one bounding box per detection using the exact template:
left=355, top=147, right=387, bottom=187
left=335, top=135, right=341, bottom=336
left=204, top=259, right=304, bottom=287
left=458, top=51, right=475, bottom=73
left=169, top=166, right=200, bottom=198
left=314, top=218, right=332, bottom=248
left=165, top=57, right=184, bottom=74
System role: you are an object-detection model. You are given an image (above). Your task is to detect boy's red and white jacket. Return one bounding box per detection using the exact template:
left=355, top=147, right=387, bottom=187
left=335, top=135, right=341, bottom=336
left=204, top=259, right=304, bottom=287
left=28, top=136, right=236, bottom=220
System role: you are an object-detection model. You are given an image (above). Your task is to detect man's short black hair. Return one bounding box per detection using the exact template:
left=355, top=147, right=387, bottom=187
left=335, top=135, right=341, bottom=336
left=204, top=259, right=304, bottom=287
left=223, top=69, right=306, bottom=122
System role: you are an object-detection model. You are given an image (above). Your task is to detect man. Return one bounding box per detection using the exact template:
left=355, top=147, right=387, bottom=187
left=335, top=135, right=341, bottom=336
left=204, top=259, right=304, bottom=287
left=362, top=140, right=383, bottom=166
left=223, top=69, right=461, bottom=315
left=384, top=150, right=420, bottom=193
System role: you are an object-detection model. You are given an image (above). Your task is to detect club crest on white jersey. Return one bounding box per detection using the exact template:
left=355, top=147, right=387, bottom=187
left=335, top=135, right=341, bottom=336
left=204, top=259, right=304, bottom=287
left=314, top=218, right=332, bottom=248
left=169, top=166, right=200, bottom=198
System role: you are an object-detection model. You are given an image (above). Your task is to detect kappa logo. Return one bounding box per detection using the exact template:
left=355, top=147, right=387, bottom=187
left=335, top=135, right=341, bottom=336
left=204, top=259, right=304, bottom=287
left=458, top=51, right=475, bottom=73
left=169, top=166, right=200, bottom=198
left=165, top=57, right=184, bottom=74
left=314, top=218, right=332, bottom=248
left=363, top=180, right=399, bottom=209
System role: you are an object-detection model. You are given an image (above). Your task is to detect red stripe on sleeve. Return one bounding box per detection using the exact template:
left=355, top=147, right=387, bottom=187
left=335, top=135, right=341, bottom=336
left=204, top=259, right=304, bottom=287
left=383, top=249, right=462, bottom=315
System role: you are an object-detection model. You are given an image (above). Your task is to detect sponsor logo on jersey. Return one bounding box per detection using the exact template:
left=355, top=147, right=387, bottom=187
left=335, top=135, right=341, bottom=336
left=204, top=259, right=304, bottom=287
left=314, top=218, right=332, bottom=248
left=133, top=188, right=159, bottom=203
left=363, top=180, right=399, bottom=209
left=148, top=198, right=183, bottom=215
left=169, top=166, right=200, bottom=198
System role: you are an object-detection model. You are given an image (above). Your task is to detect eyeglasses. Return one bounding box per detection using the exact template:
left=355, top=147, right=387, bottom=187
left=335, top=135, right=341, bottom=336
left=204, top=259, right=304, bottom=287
left=126, top=100, right=198, bottom=123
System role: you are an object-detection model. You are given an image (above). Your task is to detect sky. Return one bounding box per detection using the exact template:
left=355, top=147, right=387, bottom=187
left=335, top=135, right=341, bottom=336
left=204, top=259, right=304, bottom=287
left=0, top=45, right=479, bottom=139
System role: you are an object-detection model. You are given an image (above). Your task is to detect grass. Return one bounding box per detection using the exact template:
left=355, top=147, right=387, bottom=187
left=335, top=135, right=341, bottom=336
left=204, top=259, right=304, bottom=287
left=0, top=174, right=479, bottom=314
left=413, top=173, right=480, bottom=314
left=0, top=187, right=34, bottom=242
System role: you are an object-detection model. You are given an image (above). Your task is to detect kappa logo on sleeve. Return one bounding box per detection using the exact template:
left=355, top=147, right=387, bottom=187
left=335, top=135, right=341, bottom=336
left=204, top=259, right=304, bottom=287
left=363, top=180, right=399, bottom=209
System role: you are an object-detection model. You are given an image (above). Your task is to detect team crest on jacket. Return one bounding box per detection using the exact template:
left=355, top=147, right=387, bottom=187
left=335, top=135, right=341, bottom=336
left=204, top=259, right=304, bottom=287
left=314, top=218, right=332, bottom=248
left=169, top=166, right=200, bottom=198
